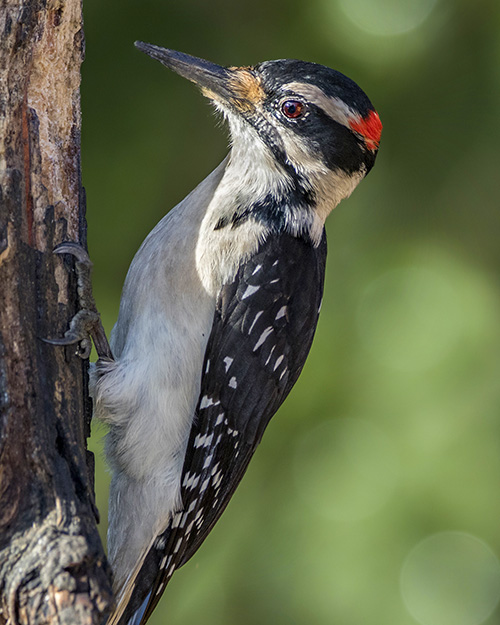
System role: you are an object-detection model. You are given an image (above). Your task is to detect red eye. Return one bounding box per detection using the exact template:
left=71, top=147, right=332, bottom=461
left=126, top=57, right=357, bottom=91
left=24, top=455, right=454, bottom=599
left=282, top=100, right=304, bottom=119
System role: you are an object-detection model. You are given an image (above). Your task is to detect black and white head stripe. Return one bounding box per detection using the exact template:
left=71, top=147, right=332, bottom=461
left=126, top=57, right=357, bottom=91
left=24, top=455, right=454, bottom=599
left=254, top=60, right=382, bottom=173
left=282, top=82, right=364, bottom=130
left=120, top=230, right=327, bottom=625
left=257, top=59, right=377, bottom=119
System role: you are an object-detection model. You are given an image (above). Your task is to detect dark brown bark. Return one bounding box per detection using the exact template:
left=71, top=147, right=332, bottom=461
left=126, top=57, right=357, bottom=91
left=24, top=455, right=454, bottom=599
left=0, top=1, right=113, bottom=623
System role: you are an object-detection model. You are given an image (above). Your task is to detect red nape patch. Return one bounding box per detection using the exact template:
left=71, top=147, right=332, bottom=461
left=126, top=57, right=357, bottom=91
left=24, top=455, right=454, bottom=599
left=349, top=110, right=382, bottom=150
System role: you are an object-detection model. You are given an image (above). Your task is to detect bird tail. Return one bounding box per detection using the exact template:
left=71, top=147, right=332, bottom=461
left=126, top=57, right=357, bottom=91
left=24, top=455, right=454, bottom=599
left=124, top=593, right=151, bottom=625
left=106, top=533, right=159, bottom=625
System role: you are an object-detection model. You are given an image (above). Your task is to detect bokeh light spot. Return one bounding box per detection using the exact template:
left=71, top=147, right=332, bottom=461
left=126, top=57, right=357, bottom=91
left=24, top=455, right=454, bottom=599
left=337, top=0, right=439, bottom=36
left=293, top=418, right=397, bottom=521
left=401, top=532, right=500, bottom=625
left=356, top=266, right=463, bottom=371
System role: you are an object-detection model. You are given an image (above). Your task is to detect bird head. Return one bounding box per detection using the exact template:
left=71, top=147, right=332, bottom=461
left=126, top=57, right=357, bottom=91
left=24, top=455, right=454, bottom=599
left=135, top=43, right=382, bottom=241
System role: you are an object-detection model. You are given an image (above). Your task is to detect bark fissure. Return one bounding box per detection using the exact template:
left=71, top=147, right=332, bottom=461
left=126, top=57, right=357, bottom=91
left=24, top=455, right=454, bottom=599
left=0, top=0, right=113, bottom=622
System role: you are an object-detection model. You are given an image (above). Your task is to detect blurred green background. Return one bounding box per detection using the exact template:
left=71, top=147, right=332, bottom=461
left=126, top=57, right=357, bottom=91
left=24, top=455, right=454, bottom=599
left=82, top=0, right=500, bottom=623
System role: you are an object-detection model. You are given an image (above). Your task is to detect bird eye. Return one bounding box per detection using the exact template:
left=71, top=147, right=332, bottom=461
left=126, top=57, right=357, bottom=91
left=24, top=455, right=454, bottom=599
left=282, top=100, right=305, bottom=119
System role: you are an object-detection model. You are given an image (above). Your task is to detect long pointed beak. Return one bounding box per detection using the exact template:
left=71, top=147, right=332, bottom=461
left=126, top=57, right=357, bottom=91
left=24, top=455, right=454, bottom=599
left=135, top=42, right=264, bottom=110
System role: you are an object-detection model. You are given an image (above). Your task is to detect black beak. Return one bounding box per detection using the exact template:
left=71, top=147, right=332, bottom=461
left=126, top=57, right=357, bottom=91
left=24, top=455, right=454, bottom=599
left=135, top=42, right=263, bottom=110
left=135, top=42, right=234, bottom=99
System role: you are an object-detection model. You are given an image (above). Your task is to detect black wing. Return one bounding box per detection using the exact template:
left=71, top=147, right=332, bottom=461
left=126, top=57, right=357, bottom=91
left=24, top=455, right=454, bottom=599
left=122, top=230, right=327, bottom=624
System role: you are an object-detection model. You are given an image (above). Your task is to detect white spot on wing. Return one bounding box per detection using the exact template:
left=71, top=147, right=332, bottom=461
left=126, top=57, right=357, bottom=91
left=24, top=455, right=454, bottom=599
left=275, top=306, right=287, bottom=320
left=194, top=432, right=214, bottom=448
left=223, top=356, right=233, bottom=372
left=253, top=327, right=273, bottom=351
left=183, top=473, right=200, bottom=490
left=273, top=355, right=284, bottom=371
left=211, top=462, right=220, bottom=476
left=229, top=376, right=237, bottom=389
left=195, top=508, right=204, bottom=521
left=265, top=345, right=276, bottom=365
left=156, top=582, right=165, bottom=596
left=200, top=395, right=213, bottom=409
left=252, top=264, right=262, bottom=275
left=155, top=536, right=166, bottom=550
left=173, top=538, right=183, bottom=553
left=242, top=284, right=260, bottom=299
left=171, top=513, right=181, bottom=529
left=213, top=472, right=223, bottom=488
left=248, top=310, right=263, bottom=334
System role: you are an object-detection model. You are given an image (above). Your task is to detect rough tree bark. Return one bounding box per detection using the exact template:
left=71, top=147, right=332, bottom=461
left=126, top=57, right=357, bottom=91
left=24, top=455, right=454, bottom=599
left=0, top=1, right=113, bottom=623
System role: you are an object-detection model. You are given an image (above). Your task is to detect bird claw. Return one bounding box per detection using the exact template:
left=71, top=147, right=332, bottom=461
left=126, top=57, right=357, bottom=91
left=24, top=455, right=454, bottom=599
left=43, top=337, right=93, bottom=359
left=44, top=310, right=100, bottom=359
left=54, top=241, right=93, bottom=266
left=46, top=242, right=113, bottom=361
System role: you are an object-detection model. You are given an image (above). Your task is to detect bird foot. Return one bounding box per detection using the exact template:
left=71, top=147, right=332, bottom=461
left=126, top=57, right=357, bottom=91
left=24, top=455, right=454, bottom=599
left=44, top=242, right=113, bottom=361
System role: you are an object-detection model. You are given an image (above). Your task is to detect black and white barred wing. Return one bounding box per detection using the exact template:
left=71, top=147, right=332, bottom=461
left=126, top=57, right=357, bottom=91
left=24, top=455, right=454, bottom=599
left=125, top=230, right=327, bottom=625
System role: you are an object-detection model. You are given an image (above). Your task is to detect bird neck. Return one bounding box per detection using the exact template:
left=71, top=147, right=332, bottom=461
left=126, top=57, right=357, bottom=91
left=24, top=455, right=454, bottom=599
left=215, top=141, right=329, bottom=246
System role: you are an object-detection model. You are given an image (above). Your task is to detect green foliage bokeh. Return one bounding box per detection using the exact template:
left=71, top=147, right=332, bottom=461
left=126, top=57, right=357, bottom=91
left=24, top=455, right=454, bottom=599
left=83, top=0, right=500, bottom=623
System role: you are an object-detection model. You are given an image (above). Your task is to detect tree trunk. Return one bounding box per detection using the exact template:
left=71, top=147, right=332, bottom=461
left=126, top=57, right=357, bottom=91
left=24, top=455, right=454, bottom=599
left=0, top=1, right=113, bottom=623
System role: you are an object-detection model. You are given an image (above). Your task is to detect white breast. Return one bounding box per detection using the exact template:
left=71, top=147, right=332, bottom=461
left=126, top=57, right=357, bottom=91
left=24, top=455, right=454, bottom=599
left=94, top=163, right=221, bottom=473
left=93, top=154, right=268, bottom=587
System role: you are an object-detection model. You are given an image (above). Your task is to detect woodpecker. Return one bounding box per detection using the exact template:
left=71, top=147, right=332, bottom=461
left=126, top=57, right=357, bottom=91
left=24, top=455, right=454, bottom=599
left=80, top=43, right=382, bottom=625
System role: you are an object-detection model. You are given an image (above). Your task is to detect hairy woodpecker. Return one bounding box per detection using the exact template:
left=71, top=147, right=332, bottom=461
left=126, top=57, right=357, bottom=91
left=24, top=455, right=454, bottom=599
left=85, top=43, right=381, bottom=625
